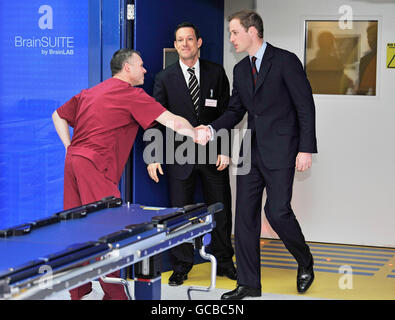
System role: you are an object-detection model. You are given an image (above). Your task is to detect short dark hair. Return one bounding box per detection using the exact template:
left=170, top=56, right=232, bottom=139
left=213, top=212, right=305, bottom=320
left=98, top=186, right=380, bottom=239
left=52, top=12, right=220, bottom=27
left=110, top=48, right=141, bottom=76
left=228, top=10, right=264, bottom=38
left=174, top=22, right=201, bottom=41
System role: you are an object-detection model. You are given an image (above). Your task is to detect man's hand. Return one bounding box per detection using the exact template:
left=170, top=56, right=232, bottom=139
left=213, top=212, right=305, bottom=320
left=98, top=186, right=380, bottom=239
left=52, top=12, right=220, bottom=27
left=216, top=155, right=230, bottom=171
left=194, top=125, right=212, bottom=145
left=295, top=152, right=312, bottom=172
left=147, top=163, right=163, bottom=183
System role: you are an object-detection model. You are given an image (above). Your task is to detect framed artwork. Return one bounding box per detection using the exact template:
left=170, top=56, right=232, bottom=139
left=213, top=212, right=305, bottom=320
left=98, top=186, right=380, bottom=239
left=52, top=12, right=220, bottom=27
left=163, top=48, right=179, bottom=69
left=304, top=20, right=378, bottom=95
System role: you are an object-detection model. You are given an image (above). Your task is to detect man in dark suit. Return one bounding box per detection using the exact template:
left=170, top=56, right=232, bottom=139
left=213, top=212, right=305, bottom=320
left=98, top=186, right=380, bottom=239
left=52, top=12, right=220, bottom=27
left=196, top=10, right=317, bottom=300
left=357, top=22, right=377, bottom=95
left=146, top=22, right=236, bottom=285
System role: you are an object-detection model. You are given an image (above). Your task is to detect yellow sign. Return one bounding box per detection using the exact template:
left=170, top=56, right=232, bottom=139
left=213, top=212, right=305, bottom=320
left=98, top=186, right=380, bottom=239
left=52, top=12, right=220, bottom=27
left=387, top=43, right=395, bottom=68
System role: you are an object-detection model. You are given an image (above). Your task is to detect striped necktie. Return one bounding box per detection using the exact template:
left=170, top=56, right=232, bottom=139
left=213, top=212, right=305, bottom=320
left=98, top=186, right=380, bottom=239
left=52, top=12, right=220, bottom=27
left=187, top=67, right=200, bottom=114
left=251, top=56, right=258, bottom=87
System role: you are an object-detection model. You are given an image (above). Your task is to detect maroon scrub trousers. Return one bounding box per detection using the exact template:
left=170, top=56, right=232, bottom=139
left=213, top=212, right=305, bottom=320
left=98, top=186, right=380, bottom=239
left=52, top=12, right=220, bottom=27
left=64, top=153, right=126, bottom=300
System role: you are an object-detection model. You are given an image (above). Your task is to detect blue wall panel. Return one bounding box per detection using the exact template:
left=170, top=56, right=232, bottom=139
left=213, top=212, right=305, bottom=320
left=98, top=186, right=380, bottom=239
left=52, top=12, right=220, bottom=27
left=102, top=1, right=123, bottom=80
left=0, top=1, right=91, bottom=228
left=0, top=0, right=124, bottom=228
left=132, top=0, right=225, bottom=206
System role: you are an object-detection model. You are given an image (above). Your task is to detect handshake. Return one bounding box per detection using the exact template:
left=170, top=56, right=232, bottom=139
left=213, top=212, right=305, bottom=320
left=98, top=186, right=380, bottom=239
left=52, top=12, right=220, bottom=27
left=193, top=125, right=212, bottom=145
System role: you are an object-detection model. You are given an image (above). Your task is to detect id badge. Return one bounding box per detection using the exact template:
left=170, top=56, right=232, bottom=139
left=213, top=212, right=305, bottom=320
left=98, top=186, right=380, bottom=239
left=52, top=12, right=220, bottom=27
left=205, top=99, right=217, bottom=107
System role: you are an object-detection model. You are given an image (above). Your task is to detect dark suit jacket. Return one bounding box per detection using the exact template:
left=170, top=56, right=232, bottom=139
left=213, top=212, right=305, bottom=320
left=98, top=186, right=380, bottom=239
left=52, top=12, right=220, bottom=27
left=211, top=42, right=317, bottom=170
left=357, top=50, right=377, bottom=95
left=150, top=58, right=230, bottom=179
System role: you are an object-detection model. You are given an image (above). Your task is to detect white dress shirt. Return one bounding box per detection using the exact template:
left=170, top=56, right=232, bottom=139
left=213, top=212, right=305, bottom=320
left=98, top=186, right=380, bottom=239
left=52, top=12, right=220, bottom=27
left=179, top=59, right=200, bottom=86
left=249, top=41, right=267, bottom=72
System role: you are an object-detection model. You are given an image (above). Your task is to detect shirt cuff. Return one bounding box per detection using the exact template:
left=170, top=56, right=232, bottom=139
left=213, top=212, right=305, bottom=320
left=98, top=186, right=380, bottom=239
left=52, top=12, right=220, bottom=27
left=207, top=125, right=215, bottom=141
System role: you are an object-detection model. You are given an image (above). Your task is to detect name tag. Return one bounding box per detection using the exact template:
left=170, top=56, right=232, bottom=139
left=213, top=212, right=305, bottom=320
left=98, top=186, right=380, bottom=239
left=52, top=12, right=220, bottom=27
left=205, top=99, right=217, bottom=107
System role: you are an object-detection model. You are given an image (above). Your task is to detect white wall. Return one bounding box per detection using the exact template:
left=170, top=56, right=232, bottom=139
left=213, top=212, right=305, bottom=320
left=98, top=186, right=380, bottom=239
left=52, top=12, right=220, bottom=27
left=224, top=0, right=395, bottom=247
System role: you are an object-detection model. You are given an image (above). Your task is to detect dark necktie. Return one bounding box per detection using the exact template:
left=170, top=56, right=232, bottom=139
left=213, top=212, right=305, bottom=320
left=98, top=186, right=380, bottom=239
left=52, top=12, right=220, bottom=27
left=187, top=67, right=200, bottom=114
left=251, top=56, right=258, bottom=87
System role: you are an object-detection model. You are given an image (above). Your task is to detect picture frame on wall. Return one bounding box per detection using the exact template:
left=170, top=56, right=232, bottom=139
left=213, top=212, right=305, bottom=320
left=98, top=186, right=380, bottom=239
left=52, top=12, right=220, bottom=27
left=163, top=48, right=179, bottom=69
left=304, top=20, right=378, bottom=96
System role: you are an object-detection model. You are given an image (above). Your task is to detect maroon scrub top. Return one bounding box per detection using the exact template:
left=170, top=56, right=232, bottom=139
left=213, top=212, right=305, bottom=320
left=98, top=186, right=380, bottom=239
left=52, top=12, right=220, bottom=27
left=57, top=77, right=166, bottom=184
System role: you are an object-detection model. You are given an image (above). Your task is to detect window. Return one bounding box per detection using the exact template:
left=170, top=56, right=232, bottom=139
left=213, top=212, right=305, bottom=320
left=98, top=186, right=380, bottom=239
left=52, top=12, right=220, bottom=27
left=304, top=20, right=378, bottom=95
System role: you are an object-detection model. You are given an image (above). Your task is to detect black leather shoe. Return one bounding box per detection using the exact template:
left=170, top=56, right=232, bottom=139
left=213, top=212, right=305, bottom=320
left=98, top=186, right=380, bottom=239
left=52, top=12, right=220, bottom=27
left=168, top=272, right=188, bottom=286
left=221, top=285, right=261, bottom=300
left=217, top=266, right=237, bottom=280
left=297, top=264, right=314, bottom=293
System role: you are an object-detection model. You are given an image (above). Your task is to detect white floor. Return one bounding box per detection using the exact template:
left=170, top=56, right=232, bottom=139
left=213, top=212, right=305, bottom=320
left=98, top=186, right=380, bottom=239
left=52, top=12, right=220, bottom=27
left=45, top=280, right=324, bottom=300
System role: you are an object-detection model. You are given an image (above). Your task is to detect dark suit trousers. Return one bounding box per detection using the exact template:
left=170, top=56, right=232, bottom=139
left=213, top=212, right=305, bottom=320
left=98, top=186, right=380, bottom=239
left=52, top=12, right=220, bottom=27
left=168, top=164, right=234, bottom=274
left=235, top=135, right=312, bottom=289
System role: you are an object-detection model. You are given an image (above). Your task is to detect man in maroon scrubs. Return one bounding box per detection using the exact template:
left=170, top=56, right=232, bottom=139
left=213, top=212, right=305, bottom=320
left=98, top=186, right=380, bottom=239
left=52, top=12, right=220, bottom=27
left=52, top=49, right=196, bottom=300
